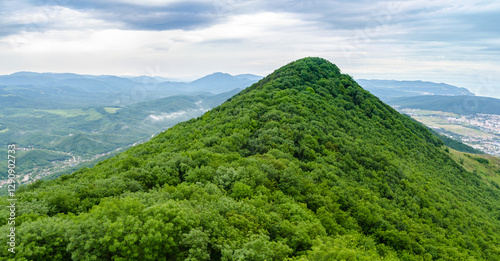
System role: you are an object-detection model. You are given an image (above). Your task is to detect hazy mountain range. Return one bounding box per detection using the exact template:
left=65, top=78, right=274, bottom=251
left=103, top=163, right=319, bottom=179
left=356, top=79, right=475, bottom=100
left=0, top=72, right=262, bottom=108
left=0, top=72, right=479, bottom=110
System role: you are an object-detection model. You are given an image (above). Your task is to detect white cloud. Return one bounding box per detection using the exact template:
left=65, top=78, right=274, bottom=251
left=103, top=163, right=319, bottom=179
left=149, top=111, right=187, bottom=121
left=3, top=5, right=121, bottom=31
left=0, top=0, right=499, bottom=98
left=105, top=0, right=210, bottom=7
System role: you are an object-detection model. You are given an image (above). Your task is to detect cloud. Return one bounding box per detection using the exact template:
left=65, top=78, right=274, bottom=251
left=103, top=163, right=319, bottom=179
left=0, top=0, right=499, bottom=98
left=18, top=0, right=224, bottom=31
left=149, top=111, right=187, bottom=121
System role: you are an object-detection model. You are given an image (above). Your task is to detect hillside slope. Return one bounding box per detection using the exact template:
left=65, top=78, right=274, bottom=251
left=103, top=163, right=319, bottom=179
left=1, top=58, right=499, bottom=260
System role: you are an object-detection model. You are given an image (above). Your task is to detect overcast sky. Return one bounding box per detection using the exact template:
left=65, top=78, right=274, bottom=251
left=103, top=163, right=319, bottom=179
left=1, top=0, right=499, bottom=98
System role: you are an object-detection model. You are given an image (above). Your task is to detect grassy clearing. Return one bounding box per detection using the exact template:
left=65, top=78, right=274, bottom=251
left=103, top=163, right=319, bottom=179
left=103, top=107, right=121, bottom=114
left=33, top=108, right=104, bottom=120
left=84, top=108, right=103, bottom=121
left=35, top=109, right=87, bottom=117
left=449, top=148, right=500, bottom=188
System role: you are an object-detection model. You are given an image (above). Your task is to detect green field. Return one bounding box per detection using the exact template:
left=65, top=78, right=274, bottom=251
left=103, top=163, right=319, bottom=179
left=103, top=107, right=121, bottom=114
left=449, top=148, right=500, bottom=188
left=34, top=109, right=88, bottom=117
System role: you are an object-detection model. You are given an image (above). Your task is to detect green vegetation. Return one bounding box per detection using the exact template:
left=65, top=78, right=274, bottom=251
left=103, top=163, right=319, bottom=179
left=103, top=107, right=121, bottom=114
left=0, top=90, right=239, bottom=179
left=1, top=58, right=499, bottom=260
left=0, top=71, right=253, bottom=181
left=42, top=151, right=118, bottom=181
left=0, top=150, right=71, bottom=174
left=34, top=109, right=89, bottom=118
left=474, top=157, right=490, bottom=165
left=448, top=149, right=500, bottom=189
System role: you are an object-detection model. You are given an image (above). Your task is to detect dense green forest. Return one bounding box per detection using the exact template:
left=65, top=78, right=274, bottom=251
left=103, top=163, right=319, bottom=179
left=1, top=58, right=499, bottom=260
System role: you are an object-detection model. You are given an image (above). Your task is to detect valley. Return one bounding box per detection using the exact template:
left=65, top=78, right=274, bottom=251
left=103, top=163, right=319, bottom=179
left=0, top=74, right=254, bottom=186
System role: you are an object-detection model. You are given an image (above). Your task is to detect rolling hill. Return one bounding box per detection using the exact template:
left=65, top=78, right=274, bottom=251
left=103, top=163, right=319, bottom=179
left=1, top=58, right=499, bottom=260
left=386, top=95, right=500, bottom=115
left=357, top=79, right=474, bottom=101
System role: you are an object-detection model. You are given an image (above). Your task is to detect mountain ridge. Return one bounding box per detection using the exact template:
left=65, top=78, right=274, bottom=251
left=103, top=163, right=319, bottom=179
left=0, top=72, right=260, bottom=108
left=387, top=95, right=500, bottom=115
left=356, top=79, right=474, bottom=101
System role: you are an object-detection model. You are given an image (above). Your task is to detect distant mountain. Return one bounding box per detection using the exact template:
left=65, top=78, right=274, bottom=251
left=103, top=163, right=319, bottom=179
left=6, top=58, right=500, bottom=260
left=0, top=71, right=59, bottom=85
left=387, top=95, right=500, bottom=115
left=186, top=72, right=261, bottom=94
left=0, top=72, right=261, bottom=108
left=357, top=79, right=474, bottom=101
left=234, top=74, right=263, bottom=81
left=123, top=75, right=172, bottom=84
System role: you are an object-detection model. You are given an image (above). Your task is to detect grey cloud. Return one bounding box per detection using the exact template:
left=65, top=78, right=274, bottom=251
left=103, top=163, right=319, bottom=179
left=0, top=24, right=26, bottom=37
left=1, top=0, right=224, bottom=34
left=2, top=0, right=500, bottom=60
left=245, top=0, right=500, bottom=43
left=481, top=47, right=500, bottom=53
left=4, top=0, right=500, bottom=37
left=58, top=0, right=221, bottom=30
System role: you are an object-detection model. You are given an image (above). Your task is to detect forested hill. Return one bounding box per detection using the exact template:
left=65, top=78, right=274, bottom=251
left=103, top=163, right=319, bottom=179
left=2, top=58, right=500, bottom=260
